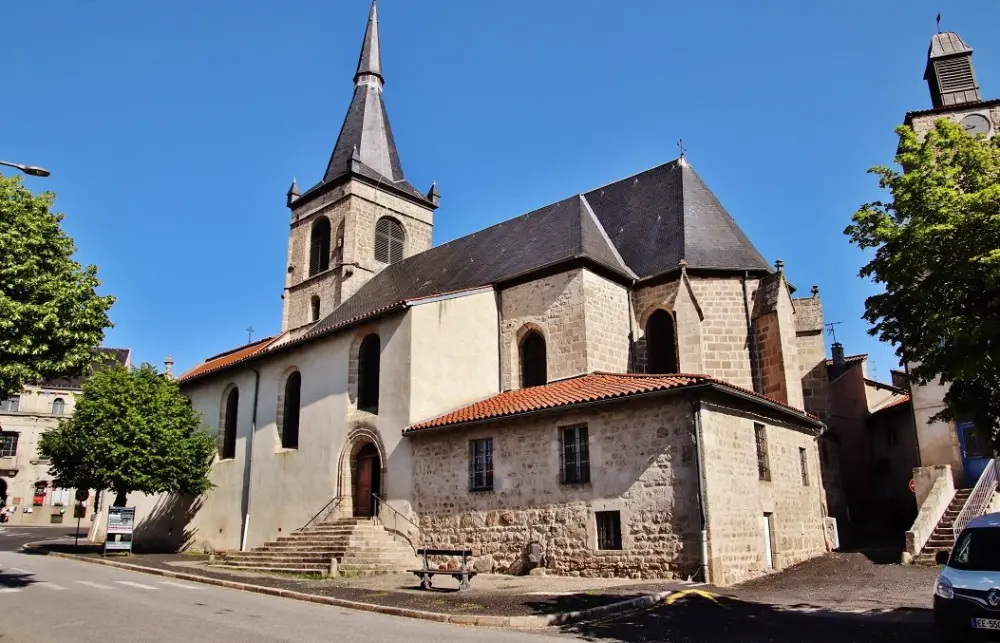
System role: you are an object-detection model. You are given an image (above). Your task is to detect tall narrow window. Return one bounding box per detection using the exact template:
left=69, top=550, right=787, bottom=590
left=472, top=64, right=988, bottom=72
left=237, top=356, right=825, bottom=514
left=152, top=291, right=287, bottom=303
left=222, top=388, right=239, bottom=460
left=309, top=217, right=331, bottom=276
left=560, top=424, right=590, bottom=484
left=51, top=398, right=65, bottom=415
left=310, top=296, right=321, bottom=322
left=282, top=372, right=301, bottom=449
left=799, top=447, right=809, bottom=486
left=520, top=331, right=547, bottom=388
left=374, top=217, right=405, bottom=264
left=646, top=310, right=678, bottom=374
left=755, top=423, right=771, bottom=482
left=0, top=396, right=20, bottom=413
left=0, top=432, right=18, bottom=458
left=469, top=438, right=494, bottom=492
left=357, top=334, right=380, bottom=413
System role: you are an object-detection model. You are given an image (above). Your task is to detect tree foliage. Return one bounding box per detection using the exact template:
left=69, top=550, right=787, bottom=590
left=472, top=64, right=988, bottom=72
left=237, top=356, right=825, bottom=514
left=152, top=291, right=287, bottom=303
left=0, top=174, right=115, bottom=400
left=39, top=363, right=216, bottom=506
left=846, top=118, right=1000, bottom=441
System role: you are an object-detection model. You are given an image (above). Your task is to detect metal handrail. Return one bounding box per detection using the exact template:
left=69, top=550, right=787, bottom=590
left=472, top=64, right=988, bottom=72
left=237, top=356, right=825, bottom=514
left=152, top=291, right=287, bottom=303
left=372, top=493, right=425, bottom=552
left=952, top=458, right=999, bottom=540
left=297, top=495, right=344, bottom=532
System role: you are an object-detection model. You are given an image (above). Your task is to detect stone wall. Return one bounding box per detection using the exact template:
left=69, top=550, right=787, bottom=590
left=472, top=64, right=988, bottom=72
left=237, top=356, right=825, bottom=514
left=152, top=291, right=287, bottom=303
left=632, top=275, right=705, bottom=373
left=500, top=270, right=588, bottom=390
left=909, top=105, right=1000, bottom=138
left=582, top=270, right=631, bottom=373
left=793, top=292, right=829, bottom=420
left=410, top=398, right=703, bottom=579
left=699, top=399, right=827, bottom=586
left=688, top=276, right=757, bottom=389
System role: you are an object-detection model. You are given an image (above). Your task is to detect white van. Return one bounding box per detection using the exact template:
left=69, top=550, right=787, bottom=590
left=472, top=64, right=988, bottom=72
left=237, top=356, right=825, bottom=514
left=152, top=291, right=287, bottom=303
left=934, top=512, right=1000, bottom=640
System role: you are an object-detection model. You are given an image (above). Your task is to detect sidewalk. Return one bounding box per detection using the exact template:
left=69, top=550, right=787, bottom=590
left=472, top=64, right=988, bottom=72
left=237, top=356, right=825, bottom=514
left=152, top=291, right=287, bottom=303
left=24, top=541, right=696, bottom=627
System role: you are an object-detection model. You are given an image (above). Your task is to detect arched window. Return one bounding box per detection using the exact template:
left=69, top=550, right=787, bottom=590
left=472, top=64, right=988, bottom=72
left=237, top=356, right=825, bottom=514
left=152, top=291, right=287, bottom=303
left=51, top=398, right=65, bottom=415
left=309, top=217, right=331, bottom=276
left=310, top=296, right=321, bottom=322
left=520, top=332, right=547, bottom=388
left=222, top=388, right=239, bottom=459
left=281, top=372, right=301, bottom=449
left=357, top=334, right=380, bottom=413
left=646, top=310, right=679, bottom=374
left=374, top=217, right=405, bottom=264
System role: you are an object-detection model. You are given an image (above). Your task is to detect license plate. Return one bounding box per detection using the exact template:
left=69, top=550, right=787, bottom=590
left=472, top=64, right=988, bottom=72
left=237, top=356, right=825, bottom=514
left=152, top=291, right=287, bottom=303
left=973, top=618, right=1000, bottom=630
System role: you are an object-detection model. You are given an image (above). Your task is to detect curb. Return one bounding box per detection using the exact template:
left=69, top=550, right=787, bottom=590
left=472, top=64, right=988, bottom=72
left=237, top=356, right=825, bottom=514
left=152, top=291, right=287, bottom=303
left=21, top=543, right=673, bottom=628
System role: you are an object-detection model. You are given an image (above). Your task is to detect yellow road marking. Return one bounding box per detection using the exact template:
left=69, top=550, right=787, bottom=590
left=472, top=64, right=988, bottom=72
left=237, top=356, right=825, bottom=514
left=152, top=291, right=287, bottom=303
left=663, top=589, right=721, bottom=605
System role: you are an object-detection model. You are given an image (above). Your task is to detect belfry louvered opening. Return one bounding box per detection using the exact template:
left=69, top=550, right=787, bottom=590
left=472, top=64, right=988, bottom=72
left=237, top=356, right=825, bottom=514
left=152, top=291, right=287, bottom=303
left=374, top=217, right=405, bottom=264
left=935, top=57, right=976, bottom=93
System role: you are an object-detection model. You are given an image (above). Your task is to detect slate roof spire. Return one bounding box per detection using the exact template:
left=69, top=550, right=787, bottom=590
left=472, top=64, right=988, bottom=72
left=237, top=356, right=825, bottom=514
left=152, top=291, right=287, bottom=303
left=299, top=0, right=433, bottom=207
left=924, top=29, right=981, bottom=108
left=355, top=0, right=382, bottom=84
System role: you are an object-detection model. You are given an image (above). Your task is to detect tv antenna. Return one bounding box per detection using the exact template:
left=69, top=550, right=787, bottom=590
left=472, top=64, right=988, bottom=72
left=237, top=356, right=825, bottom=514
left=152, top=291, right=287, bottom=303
left=825, top=321, right=842, bottom=344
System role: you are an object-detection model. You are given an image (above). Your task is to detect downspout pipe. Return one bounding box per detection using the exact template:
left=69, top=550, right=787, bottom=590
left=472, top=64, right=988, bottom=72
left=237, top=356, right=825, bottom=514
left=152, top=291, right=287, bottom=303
left=691, top=395, right=711, bottom=584
left=495, top=288, right=503, bottom=391
left=240, top=365, right=261, bottom=552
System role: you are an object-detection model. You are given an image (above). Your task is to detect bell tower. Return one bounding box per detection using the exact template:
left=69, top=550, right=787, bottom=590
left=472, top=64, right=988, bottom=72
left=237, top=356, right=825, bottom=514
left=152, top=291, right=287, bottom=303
left=281, top=0, right=439, bottom=332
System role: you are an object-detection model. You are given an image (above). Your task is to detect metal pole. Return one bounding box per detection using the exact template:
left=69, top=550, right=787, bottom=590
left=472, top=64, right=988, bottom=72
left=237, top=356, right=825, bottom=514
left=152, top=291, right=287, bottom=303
left=75, top=515, right=81, bottom=548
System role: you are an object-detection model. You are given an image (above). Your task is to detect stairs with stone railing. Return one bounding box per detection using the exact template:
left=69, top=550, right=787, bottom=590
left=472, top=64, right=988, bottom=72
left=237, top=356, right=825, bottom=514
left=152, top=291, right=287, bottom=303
left=913, top=488, right=974, bottom=565
left=218, top=517, right=420, bottom=576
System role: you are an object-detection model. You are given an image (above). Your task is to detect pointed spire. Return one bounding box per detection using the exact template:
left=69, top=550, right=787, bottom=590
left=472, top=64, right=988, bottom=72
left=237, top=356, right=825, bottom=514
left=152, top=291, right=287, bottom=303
left=355, top=0, right=382, bottom=84
left=426, top=181, right=440, bottom=206
left=286, top=178, right=300, bottom=208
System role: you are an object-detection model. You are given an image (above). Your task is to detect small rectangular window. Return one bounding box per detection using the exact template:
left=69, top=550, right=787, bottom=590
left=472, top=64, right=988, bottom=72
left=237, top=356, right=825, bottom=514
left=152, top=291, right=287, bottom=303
left=469, top=438, right=494, bottom=492
left=0, top=432, right=17, bottom=458
left=754, top=423, right=771, bottom=482
left=799, top=447, right=809, bottom=486
left=560, top=424, right=590, bottom=484
left=596, top=511, right=622, bottom=550
left=0, top=396, right=20, bottom=413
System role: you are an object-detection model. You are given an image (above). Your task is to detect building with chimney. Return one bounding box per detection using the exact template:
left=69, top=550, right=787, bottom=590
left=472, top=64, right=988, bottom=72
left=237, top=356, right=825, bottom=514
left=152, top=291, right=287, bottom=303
left=117, top=1, right=841, bottom=586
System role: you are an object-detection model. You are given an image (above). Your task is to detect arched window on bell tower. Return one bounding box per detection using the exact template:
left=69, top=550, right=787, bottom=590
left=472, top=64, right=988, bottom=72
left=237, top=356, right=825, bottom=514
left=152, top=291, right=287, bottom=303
left=646, top=310, right=679, bottom=374
left=309, top=217, right=331, bottom=277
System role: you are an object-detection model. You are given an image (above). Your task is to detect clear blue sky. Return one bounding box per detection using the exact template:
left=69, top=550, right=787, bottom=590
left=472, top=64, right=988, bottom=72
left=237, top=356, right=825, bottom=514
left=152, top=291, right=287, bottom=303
left=3, top=1, right=997, bottom=379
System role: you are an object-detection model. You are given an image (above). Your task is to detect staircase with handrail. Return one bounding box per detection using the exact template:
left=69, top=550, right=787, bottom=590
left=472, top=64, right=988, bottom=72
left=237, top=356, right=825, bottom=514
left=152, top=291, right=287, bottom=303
left=217, top=495, right=420, bottom=576
left=914, top=459, right=999, bottom=565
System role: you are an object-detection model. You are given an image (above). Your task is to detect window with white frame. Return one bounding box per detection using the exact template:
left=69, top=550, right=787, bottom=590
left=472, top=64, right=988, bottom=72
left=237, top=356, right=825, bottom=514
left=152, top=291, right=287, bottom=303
left=0, top=432, right=17, bottom=458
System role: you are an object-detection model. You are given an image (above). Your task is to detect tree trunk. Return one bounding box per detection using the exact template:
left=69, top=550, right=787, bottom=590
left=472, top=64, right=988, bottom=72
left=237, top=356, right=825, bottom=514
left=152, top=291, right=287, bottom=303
left=113, top=489, right=128, bottom=507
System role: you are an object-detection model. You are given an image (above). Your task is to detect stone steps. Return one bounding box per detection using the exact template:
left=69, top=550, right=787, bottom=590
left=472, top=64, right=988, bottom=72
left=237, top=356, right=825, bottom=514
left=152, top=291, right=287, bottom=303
left=915, top=489, right=976, bottom=565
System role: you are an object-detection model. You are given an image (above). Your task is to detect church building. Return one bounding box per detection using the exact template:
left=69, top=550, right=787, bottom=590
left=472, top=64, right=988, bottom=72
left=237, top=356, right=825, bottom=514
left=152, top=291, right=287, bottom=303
left=128, top=1, right=838, bottom=587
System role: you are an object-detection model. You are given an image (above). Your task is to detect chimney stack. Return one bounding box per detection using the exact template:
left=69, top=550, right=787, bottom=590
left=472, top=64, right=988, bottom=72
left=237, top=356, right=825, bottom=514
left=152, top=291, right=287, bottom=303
left=164, top=354, right=174, bottom=379
left=831, top=343, right=846, bottom=372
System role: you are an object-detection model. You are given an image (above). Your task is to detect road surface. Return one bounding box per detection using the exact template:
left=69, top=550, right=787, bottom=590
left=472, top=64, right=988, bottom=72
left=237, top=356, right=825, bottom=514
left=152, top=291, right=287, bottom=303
left=0, top=551, right=558, bottom=643
left=0, top=526, right=84, bottom=552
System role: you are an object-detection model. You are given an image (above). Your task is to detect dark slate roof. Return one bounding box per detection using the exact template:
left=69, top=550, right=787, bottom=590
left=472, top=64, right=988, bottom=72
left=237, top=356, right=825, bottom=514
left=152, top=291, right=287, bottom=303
left=39, top=348, right=131, bottom=390
left=299, top=0, right=430, bottom=207
left=928, top=32, right=972, bottom=59
left=309, top=195, right=634, bottom=335
left=583, top=159, right=772, bottom=279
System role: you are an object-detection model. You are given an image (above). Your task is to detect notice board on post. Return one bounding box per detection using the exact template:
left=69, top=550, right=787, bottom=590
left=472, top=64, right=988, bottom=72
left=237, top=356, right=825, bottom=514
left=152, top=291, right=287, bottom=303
left=104, top=507, right=136, bottom=555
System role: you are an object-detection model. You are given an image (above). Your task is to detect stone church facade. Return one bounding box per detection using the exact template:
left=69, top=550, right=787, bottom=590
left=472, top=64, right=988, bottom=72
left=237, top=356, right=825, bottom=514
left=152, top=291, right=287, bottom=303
left=121, top=1, right=839, bottom=586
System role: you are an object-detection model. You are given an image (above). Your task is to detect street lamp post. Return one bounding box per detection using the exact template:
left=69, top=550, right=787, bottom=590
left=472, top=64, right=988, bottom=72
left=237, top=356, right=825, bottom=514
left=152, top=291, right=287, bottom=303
left=0, top=160, right=50, bottom=177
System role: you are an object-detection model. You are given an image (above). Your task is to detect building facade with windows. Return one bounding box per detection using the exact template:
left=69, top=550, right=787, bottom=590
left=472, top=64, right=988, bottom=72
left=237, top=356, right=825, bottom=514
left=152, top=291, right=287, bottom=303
left=0, top=349, right=131, bottom=526
left=118, top=1, right=837, bottom=585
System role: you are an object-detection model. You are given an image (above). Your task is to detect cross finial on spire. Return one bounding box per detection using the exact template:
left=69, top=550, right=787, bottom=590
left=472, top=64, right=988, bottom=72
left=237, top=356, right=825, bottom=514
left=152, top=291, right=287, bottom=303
left=246, top=326, right=255, bottom=343
left=677, top=139, right=686, bottom=158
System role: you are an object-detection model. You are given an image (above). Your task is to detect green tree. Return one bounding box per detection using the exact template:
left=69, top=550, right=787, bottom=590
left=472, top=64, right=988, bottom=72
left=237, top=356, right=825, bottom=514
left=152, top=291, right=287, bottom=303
left=0, top=174, right=115, bottom=400
left=846, top=118, right=1000, bottom=443
left=39, top=363, right=216, bottom=506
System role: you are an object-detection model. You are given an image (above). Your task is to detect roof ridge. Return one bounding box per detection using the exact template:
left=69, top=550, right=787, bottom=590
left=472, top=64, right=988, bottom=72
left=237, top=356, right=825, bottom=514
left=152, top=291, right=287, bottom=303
left=578, top=195, right=638, bottom=279
left=204, top=335, right=276, bottom=362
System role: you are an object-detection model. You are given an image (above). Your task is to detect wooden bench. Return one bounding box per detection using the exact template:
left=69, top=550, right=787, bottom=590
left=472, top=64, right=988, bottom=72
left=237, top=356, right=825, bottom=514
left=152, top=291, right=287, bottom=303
left=408, top=548, right=477, bottom=591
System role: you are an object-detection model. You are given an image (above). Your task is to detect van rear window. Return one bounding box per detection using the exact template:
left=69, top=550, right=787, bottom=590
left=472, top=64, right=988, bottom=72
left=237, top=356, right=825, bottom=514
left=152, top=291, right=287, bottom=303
left=949, top=528, right=1000, bottom=571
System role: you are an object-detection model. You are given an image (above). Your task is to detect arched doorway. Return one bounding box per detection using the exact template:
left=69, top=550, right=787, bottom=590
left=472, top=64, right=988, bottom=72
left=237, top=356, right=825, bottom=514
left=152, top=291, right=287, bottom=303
left=352, top=443, right=382, bottom=517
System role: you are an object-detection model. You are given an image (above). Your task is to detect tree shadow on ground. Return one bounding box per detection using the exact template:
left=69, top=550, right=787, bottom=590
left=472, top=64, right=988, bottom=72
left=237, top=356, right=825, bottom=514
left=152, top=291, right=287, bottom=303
left=0, top=569, right=39, bottom=590
left=549, top=595, right=936, bottom=643
left=132, top=494, right=203, bottom=553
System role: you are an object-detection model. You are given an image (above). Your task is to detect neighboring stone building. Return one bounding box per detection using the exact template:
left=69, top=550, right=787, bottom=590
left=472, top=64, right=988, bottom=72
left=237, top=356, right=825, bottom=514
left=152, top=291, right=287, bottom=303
left=0, top=349, right=131, bottom=526
left=116, top=1, right=838, bottom=585
left=900, top=28, right=998, bottom=490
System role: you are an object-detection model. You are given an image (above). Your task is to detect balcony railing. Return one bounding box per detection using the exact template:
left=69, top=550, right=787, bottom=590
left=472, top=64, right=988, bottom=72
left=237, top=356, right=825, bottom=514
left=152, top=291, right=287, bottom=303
left=953, top=458, right=999, bottom=540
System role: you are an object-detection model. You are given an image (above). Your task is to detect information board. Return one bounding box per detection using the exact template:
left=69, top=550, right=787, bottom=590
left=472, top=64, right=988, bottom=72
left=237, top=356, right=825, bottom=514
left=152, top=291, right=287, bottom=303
left=104, top=507, right=136, bottom=555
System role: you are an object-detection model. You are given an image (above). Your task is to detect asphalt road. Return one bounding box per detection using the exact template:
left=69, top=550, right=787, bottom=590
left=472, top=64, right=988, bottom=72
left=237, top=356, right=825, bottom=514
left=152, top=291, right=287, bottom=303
left=0, top=525, right=84, bottom=551
left=0, top=550, right=559, bottom=643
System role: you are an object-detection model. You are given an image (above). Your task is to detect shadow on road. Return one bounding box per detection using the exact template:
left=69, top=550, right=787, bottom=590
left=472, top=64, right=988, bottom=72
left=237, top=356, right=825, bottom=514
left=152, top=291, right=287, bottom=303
left=555, top=595, right=935, bottom=643
left=0, top=568, right=39, bottom=590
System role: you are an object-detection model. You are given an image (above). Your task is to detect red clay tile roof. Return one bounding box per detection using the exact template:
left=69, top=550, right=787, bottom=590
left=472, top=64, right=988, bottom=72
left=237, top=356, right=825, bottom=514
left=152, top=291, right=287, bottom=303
left=871, top=394, right=911, bottom=415
left=406, top=372, right=821, bottom=433
left=178, top=336, right=278, bottom=382
left=825, top=354, right=867, bottom=367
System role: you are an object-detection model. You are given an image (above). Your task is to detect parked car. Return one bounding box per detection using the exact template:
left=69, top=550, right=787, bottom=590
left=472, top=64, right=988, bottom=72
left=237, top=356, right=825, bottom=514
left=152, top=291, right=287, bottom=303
left=934, top=512, right=1000, bottom=641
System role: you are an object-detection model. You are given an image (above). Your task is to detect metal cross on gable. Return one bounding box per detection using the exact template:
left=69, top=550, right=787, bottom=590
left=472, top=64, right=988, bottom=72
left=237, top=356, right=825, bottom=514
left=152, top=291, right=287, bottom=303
left=677, top=139, right=687, bottom=158
left=246, top=326, right=255, bottom=343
